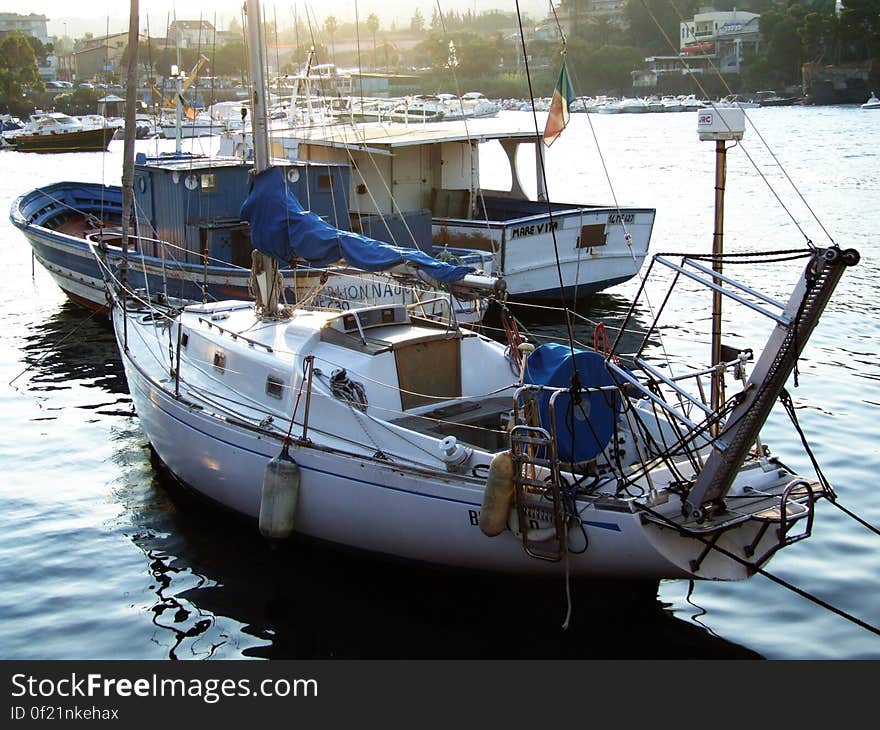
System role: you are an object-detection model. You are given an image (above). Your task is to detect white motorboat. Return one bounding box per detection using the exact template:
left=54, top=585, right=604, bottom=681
left=109, top=0, right=861, bottom=584
left=619, top=97, right=650, bottom=114
left=660, top=96, right=684, bottom=112
left=861, top=92, right=880, bottom=110
left=678, top=94, right=706, bottom=111
left=715, top=95, right=761, bottom=110
left=2, top=111, right=115, bottom=152
left=159, top=112, right=224, bottom=138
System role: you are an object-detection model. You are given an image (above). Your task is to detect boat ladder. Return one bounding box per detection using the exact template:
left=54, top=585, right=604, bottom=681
left=508, top=423, right=569, bottom=562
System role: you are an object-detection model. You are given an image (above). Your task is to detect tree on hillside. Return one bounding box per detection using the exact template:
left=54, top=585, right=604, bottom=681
left=579, top=16, right=627, bottom=47
left=624, top=0, right=698, bottom=55
left=366, top=14, right=379, bottom=69
left=839, top=0, right=880, bottom=61
left=212, top=40, right=247, bottom=78
left=0, top=31, right=44, bottom=114
left=324, top=16, right=338, bottom=63
left=414, top=31, right=503, bottom=78
left=52, top=86, right=99, bottom=115
left=567, top=38, right=645, bottom=93
left=411, top=9, right=425, bottom=34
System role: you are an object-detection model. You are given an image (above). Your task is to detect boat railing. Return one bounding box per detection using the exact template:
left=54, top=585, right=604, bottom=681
left=405, top=295, right=459, bottom=331
left=655, top=255, right=791, bottom=324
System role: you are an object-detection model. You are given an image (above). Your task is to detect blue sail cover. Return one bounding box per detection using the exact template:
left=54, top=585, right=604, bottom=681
left=523, top=343, right=620, bottom=463
left=240, top=166, right=475, bottom=283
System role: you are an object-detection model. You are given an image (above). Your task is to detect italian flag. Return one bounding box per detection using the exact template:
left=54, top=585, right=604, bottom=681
left=543, top=63, right=575, bottom=147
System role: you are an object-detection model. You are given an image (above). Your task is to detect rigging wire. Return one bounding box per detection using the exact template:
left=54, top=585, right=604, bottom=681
left=638, top=0, right=833, bottom=248
left=512, top=0, right=577, bottom=357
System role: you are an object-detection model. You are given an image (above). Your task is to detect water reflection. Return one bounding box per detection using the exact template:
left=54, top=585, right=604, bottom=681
left=116, top=454, right=762, bottom=660
left=15, top=301, right=128, bottom=403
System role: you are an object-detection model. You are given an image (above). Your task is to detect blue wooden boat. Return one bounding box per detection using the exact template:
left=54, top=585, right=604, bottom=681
left=10, top=152, right=491, bottom=321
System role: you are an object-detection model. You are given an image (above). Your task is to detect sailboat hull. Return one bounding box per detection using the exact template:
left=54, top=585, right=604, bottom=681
left=10, top=126, right=115, bottom=153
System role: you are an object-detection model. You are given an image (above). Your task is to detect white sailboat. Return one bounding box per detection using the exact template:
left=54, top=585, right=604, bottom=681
left=109, top=0, right=860, bottom=582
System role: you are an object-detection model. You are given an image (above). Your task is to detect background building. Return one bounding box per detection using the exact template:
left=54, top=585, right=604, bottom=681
left=73, top=32, right=144, bottom=81
left=168, top=20, right=216, bottom=50
left=635, top=8, right=761, bottom=92
left=680, top=9, right=760, bottom=74
left=0, top=13, right=49, bottom=44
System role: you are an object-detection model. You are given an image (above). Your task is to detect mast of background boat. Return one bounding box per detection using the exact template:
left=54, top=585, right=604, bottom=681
left=119, top=0, right=140, bottom=350
left=246, top=0, right=281, bottom=317
left=120, top=0, right=139, bottom=252
left=173, top=66, right=183, bottom=154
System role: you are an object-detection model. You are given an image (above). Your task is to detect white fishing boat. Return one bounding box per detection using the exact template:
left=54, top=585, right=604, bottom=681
left=109, top=1, right=860, bottom=584
left=660, top=96, right=684, bottom=112
left=679, top=94, right=706, bottom=111
left=220, top=117, right=654, bottom=302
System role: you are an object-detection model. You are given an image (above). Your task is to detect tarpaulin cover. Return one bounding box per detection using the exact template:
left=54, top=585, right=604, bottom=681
left=523, top=342, right=619, bottom=463
left=240, top=166, right=475, bottom=283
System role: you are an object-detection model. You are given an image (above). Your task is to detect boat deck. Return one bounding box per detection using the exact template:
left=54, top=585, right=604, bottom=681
left=391, top=395, right=512, bottom=452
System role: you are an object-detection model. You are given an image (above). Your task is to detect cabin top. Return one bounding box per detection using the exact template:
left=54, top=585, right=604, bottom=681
left=294, top=117, right=540, bottom=150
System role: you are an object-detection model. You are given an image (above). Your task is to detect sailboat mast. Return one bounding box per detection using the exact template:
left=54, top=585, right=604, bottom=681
left=245, top=0, right=281, bottom=317
left=246, top=0, right=270, bottom=173
left=174, top=72, right=183, bottom=154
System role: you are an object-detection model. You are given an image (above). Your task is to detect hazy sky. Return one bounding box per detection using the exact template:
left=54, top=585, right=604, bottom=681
left=5, top=1, right=551, bottom=38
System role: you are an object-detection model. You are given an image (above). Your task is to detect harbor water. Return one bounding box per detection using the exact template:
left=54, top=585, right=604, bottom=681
left=1, top=107, right=878, bottom=659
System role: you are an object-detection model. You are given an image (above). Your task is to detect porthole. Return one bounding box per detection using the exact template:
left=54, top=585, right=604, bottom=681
left=265, top=375, right=285, bottom=399
left=213, top=351, right=226, bottom=372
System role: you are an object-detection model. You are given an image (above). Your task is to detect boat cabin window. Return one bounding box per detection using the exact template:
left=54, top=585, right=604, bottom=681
left=213, top=351, right=226, bottom=372
left=201, top=173, right=218, bottom=192
left=328, top=304, right=410, bottom=335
